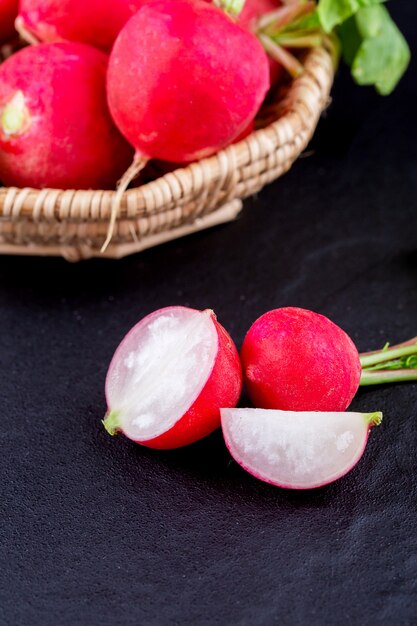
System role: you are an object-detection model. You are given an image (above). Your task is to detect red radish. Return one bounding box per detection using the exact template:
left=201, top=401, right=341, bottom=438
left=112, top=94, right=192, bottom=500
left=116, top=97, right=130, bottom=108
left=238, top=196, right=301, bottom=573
left=0, top=42, right=133, bottom=190
left=16, top=0, right=147, bottom=52
left=103, top=0, right=270, bottom=249
left=221, top=408, right=382, bottom=489
left=103, top=307, right=242, bottom=449
left=0, top=0, right=18, bottom=43
left=241, top=307, right=361, bottom=412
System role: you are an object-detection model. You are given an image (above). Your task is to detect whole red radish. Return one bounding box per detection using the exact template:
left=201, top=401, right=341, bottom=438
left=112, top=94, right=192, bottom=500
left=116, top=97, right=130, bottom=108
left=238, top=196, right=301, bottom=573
left=104, top=0, right=270, bottom=248
left=0, top=43, right=133, bottom=189
left=103, top=307, right=242, bottom=449
left=16, top=0, right=147, bottom=52
left=221, top=408, right=382, bottom=489
left=0, top=0, right=18, bottom=43
left=107, top=0, right=269, bottom=163
left=241, top=307, right=361, bottom=412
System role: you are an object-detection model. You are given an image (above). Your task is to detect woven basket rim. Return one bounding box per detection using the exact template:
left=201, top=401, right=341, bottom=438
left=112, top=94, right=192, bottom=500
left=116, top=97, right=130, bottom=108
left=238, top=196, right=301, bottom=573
left=0, top=44, right=335, bottom=259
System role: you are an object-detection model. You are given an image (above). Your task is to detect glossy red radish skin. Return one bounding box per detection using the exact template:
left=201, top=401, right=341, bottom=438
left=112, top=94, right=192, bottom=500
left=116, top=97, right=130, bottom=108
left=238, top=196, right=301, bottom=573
left=241, top=308, right=362, bottom=412
left=204, top=0, right=283, bottom=85
left=104, top=307, right=242, bottom=449
left=151, top=120, right=256, bottom=177
left=17, top=0, right=147, bottom=52
left=0, top=0, right=18, bottom=43
left=0, top=43, right=133, bottom=189
left=107, top=0, right=270, bottom=164
left=221, top=408, right=382, bottom=489
left=233, top=120, right=255, bottom=143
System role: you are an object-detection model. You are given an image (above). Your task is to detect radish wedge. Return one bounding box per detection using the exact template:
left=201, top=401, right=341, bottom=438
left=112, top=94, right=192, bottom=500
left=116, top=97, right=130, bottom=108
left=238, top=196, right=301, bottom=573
left=104, top=307, right=242, bottom=449
left=221, top=408, right=382, bottom=489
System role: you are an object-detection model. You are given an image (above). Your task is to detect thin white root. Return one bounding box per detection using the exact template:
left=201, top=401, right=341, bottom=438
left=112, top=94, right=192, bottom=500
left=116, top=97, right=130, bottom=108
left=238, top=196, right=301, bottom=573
left=101, top=158, right=147, bottom=253
left=14, top=17, right=40, bottom=45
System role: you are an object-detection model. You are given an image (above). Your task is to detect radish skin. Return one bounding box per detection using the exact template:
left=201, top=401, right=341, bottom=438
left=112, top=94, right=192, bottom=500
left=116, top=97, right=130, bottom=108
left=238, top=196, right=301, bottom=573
left=0, top=43, right=133, bottom=189
left=150, top=120, right=256, bottom=177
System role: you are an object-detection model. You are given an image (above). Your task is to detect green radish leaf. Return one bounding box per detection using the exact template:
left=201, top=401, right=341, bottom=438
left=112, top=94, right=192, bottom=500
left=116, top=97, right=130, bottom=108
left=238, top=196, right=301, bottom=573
left=317, top=0, right=384, bottom=33
left=337, top=14, right=362, bottom=65
left=338, top=5, right=410, bottom=95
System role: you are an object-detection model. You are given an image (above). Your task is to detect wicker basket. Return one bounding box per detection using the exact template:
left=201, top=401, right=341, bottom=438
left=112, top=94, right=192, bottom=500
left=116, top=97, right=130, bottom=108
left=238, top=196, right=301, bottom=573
left=0, top=45, right=334, bottom=261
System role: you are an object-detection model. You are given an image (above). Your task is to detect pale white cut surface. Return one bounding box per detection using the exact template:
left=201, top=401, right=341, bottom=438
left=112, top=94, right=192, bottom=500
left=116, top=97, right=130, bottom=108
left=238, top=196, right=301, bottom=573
left=221, top=408, right=370, bottom=489
left=106, top=308, right=217, bottom=441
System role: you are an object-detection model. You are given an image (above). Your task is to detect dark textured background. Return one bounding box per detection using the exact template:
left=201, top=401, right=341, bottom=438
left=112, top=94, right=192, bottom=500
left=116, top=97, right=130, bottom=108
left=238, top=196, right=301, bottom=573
left=1, top=3, right=416, bottom=624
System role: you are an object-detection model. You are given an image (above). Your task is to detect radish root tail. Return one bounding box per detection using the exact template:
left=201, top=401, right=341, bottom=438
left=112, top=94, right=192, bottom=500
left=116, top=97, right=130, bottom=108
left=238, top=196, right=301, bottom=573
left=101, top=157, right=147, bottom=253
left=14, top=17, right=40, bottom=45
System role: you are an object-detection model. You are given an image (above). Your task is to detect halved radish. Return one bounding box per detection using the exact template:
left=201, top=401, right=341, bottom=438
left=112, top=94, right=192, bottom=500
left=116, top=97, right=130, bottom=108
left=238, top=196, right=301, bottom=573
left=221, top=408, right=382, bottom=489
left=104, top=307, right=242, bottom=449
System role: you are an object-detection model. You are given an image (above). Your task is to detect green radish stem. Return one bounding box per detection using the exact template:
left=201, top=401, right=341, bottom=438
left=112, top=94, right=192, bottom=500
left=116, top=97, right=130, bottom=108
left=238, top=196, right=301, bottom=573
left=0, top=91, right=31, bottom=137
left=102, top=410, right=122, bottom=436
left=258, top=33, right=304, bottom=77
left=366, top=411, right=383, bottom=426
left=360, top=344, right=417, bottom=369
left=257, top=1, right=315, bottom=31
left=361, top=370, right=417, bottom=386
left=271, top=33, right=322, bottom=47
left=360, top=336, right=417, bottom=357
left=360, top=355, right=417, bottom=372
left=359, top=337, right=417, bottom=386
left=256, top=0, right=325, bottom=78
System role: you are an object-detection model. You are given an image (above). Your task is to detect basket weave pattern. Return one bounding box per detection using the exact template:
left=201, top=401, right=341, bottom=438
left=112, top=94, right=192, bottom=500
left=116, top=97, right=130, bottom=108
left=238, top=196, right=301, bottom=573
left=0, top=46, right=334, bottom=261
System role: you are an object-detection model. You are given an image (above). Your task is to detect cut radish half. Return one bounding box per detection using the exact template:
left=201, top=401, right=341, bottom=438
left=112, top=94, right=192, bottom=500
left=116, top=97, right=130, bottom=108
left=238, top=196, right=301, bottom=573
left=104, top=307, right=242, bottom=449
left=221, top=408, right=382, bottom=489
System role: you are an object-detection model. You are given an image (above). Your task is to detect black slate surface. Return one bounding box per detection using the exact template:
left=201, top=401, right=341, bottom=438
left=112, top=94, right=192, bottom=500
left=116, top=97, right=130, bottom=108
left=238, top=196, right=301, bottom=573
left=1, top=4, right=416, bottom=625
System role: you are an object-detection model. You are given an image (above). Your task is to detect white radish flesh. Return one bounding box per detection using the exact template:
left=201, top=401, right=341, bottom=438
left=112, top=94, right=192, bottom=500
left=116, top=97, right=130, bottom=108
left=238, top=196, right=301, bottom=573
left=221, top=408, right=382, bottom=489
left=106, top=307, right=217, bottom=442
